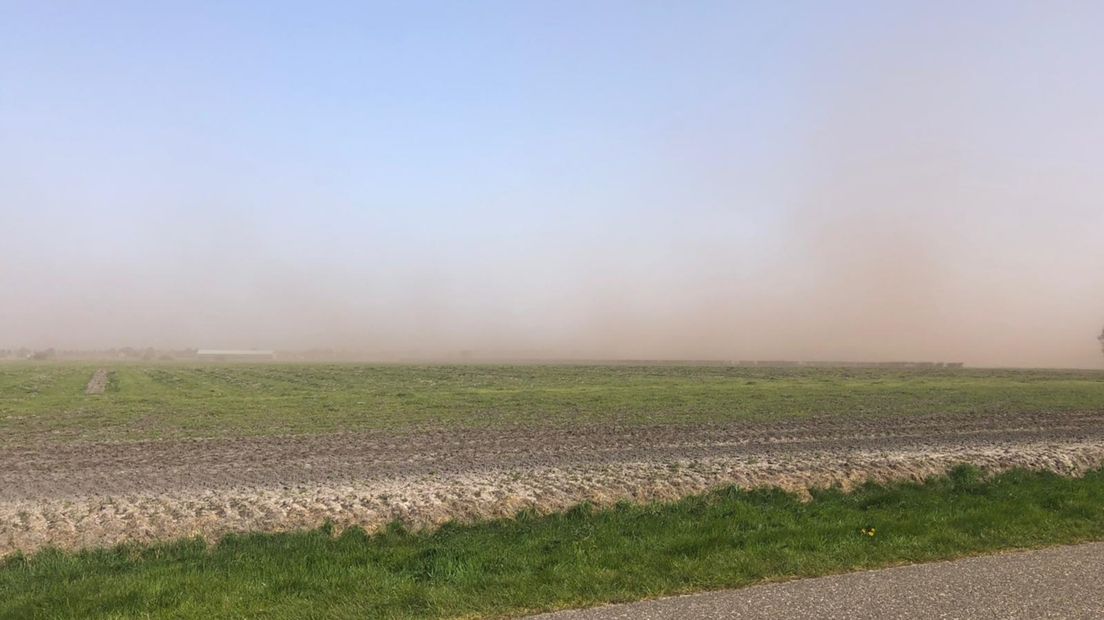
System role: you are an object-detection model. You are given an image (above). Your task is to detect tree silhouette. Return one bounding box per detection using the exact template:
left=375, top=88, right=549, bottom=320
left=1099, top=326, right=1104, bottom=358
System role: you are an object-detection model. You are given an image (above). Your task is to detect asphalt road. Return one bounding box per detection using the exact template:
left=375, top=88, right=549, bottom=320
left=533, top=542, right=1104, bottom=619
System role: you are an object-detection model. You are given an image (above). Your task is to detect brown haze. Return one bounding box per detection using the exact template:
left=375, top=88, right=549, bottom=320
left=3, top=4, right=1103, bottom=368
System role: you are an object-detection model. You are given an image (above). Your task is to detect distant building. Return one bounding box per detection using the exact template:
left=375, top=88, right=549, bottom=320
left=196, top=349, right=275, bottom=362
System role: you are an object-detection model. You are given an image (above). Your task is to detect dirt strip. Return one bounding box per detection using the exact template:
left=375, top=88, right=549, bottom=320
left=83, top=369, right=109, bottom=395
left=2, top=410, right=1103, bottom=556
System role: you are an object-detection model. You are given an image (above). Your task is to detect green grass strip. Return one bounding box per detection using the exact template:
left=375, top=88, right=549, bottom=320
left=4, top=363, right=1104, bottom=442
left=3, top=466, right=1104, bottom=619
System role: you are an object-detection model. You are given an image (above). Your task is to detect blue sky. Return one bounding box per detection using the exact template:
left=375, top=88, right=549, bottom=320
left=2, top=2, right=1103, bottom=365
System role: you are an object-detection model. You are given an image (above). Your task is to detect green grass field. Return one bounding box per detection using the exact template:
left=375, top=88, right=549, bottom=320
left=3, top=466, right=1103, bottom=619
left=2, top=363, right=1103, bottom=443
left=4, top=363, right=1104, bottom=618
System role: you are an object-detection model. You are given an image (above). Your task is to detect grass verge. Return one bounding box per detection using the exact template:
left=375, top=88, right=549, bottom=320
left=3, top=466, right=1104, bottom=619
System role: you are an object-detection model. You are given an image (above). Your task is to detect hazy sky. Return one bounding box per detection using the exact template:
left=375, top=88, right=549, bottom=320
left=3, top=1, right=1103, bottom=366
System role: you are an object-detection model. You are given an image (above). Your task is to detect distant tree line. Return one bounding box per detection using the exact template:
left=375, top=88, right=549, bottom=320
left=0, top=347, right=196, bottom=361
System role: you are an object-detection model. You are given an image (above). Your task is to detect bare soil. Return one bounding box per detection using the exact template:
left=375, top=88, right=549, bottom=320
left=3, top=411, right=1103, bottom=556
left=83, top=369, right=110, bottom=395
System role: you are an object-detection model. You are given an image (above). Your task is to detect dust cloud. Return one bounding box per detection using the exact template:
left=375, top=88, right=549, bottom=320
left=2, top=3, right=1102, bottom=368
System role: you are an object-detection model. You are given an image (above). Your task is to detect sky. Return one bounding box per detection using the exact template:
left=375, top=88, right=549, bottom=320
left=2, top=1, right=1103, bottom=367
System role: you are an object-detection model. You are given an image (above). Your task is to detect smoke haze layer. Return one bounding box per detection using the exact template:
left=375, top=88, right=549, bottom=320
left=2, top=2, right=1103, bottom=367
